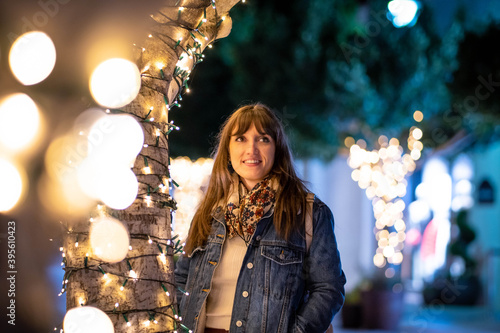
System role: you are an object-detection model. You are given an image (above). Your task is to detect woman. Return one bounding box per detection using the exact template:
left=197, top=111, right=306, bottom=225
left=175, top=103, right=346, bottom=333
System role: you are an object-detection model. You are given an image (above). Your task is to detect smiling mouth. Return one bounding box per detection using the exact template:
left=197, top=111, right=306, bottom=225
left=243, top=160, right=261, bottom=164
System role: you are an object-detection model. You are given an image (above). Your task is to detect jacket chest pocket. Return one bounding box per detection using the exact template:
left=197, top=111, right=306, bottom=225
left=261, top=245, right=303, bottom=265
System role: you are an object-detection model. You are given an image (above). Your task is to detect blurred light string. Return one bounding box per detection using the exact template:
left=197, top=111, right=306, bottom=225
left=53, top=1, right=243, bottom=332
left=346, top=110, right=424, bottom=270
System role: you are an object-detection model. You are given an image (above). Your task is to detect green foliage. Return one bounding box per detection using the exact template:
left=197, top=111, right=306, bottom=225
left=171, top=0, right=499, bottom=160
left=449, top=210, right=477, bottom=272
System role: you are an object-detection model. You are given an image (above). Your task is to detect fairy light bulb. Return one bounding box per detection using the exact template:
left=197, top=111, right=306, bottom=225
left=129, top=270, right=138, bottom=280
left=159, top=252, right=167, bottom=265
left=145, top=195, right=152, bottom=207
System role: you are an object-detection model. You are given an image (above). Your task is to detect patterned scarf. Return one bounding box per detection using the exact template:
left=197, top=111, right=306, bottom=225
left=225, top=174, right=278, bottom=244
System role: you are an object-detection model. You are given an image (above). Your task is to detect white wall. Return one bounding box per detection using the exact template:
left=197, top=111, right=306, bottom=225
left=470, top=141, right=500, bottom=314
left=296, top=155, right=374, bottom=292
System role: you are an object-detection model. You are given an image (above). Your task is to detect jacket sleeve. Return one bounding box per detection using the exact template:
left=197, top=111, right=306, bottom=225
left=294, top=202, right=346, bottom=333
left=174, top=253, right=191, bottom=308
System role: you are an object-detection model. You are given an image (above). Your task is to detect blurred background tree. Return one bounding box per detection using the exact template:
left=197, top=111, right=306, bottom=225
left=170, top=0, right=500, bottom=160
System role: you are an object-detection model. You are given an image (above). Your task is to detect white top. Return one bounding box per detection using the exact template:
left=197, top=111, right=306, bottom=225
left=205, top=236, right=247, bottom=329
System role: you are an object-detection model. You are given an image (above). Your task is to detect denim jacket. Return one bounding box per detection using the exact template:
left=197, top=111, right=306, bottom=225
left=174, top=197, right=346, bottom=333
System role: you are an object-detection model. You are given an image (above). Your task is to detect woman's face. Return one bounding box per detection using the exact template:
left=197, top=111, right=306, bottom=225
left=229, top=123, right=276, bottom=190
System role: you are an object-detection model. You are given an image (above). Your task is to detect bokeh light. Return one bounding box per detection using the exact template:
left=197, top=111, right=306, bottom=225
left=413, top=110, right=424, bottom=122
left=90, top=58, right=141, bottom=108
left=96, top=167, right=138, bottom=210
left=387, top=0, right=420, bottom=28
left=90, top=217, right=130, bottom=263
left=44, top=112, right=144, bottom=211
left=0, top=159, right=24, bottom=212
left=348, top=125, right=424, bottom=267
left=88, top=114, right=144, bottom=166
left=412, top=127, right=423, bottom=140
left=41, top=134, right=95, bottom=217
left=0, top=93, right=40, bottom=152
left=63, top=306, right=114, bottom=333
left=344, top=136, right=355, bottom=148
left=9, top=31, right=56, bottom=85
left=170, top=157, right=214, bottom=240
left=73, top=113, right=143, bottom=209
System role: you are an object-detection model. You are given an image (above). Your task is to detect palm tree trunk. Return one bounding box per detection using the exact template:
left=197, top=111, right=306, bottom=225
left=64, top=1, right=240, bottom=331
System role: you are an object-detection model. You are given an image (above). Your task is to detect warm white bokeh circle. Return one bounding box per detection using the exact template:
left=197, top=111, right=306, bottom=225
left=73, top=108, right=107, bottom=137
left=76, top=158, right=101, bottom=199
left=88, top=114, right=144, bottom=165
left=90, top=217, right=130, bottom=263
left=90, top=58, right=141, bottom=108
left=97, top=167, right=138, bottom=210
left=77, top=161, right=138, bottom=210
left=0, top=93, right=40, bottom=152
left=63, top=306, right=114, bottom=333
left=9, top=31, right=56, bottom=85
left=74, top=113, right=142, bottom=209
left=0, top=159, right=23, bottom=212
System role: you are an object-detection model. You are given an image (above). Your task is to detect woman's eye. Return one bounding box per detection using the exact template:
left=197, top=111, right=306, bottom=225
left=261, top=136, right=270, bottom=143
left=235, top=136, right=244, bottom=142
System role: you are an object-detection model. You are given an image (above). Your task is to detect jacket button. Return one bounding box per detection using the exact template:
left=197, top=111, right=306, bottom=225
left=247, top=262, right=253, bottom=269
left=255, top=235, right=262, bottom=241
left=236, top=320, right=243, bottom=327
left=242, top=291, right=249, bottom=297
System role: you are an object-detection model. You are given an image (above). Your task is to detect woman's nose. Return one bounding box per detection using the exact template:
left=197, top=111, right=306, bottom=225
left=246, top=141, right=258, bottom=153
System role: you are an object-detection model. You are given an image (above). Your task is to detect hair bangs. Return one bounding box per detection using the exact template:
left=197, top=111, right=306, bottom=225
left=230, top=106, right=278, bottom=140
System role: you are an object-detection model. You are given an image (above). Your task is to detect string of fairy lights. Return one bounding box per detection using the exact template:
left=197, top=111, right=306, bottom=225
left=46, top=1, right=245, bottom=333
left=58, top=225, right=189, bottom=331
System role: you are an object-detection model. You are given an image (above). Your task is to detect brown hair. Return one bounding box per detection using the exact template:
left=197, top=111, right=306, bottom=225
left=183, top=103, right=309, bottom=254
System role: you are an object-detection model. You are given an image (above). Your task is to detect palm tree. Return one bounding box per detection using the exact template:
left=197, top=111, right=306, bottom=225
left=63, top=1, right=240, bottom=332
